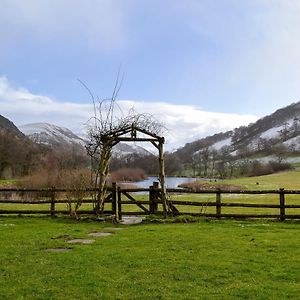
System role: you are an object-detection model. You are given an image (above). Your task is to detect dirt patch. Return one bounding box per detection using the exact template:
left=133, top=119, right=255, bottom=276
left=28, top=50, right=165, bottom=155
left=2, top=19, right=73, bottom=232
left=67, top=239, right=95, bottom=244
left=88, top=232, right=112, bottom=237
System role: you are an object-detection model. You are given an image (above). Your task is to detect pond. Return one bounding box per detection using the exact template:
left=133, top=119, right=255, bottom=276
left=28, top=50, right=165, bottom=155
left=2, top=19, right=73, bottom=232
left=133, top=176, right=202, bottom=189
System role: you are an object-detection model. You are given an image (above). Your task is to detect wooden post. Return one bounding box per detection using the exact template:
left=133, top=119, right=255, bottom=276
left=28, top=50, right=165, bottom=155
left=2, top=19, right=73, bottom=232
left=111, top=182, right=117, bottom=217
left=279, top=188, right=285, bottom=221
left=149, top=182, right=159, bottom=214
left=50, top=187, right=55, bottom=217
left=117, top=187, right=122, bottom=221
left=216, top=189, right=221, bottom=218
left=158, top=139, right=168, bottom=217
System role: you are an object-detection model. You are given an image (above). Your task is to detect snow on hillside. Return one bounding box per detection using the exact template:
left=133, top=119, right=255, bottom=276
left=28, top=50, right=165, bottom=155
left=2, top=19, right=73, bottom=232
left=260, top=118, right=294, bottom=139
left=19, top=123, right=86, bottom=146
left=283, top=136, right=300, bottom=151
left=211, top=137, right=232, bottom=150
left=112, top=142, right=151, bottom=157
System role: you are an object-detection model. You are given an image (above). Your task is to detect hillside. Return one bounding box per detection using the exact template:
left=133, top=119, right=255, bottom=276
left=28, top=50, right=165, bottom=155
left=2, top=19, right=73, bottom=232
left=173, top=102, right=300, bottom=178
left=19, top=122, right=150, bottom=158
left=19, top=123, right=86, bottom=147
left=0, top=115, right=24, bottom=138
left=0, top=115, right=51, bottom=178
left=176, top=101, right=300, bottom=161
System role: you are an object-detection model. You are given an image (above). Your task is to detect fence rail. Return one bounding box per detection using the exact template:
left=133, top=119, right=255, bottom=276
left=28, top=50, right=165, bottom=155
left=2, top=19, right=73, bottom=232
left=1, top=183, right=300, bottom=221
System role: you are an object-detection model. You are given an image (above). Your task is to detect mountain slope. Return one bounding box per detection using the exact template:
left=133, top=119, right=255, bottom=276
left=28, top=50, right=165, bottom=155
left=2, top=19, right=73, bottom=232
left=19, top=122, right=151, bottom=158
left=19, top=123, right=86, bottom=147
left=112, top=142, right=151, bottom=157
left=0, top=115, right=49, bottom=178
left=176, top=101, right=300, bottom=160
left=0, top=115, right=24, bottom=138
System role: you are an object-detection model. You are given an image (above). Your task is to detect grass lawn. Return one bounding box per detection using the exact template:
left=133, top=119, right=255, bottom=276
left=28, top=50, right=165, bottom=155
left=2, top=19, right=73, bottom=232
left=220, top=170, right=300, bottom=190
left=1, top=216, right=300, bottom=299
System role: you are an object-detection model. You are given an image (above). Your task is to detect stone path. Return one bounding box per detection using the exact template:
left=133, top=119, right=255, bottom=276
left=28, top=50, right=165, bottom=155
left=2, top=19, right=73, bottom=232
left=88, top=232, right=112, bottom=237
left=67, top=239, right=96, bottom=244
left=120, top=216, right=145, bottom=225
left=45, top=216, right=144, bottom=252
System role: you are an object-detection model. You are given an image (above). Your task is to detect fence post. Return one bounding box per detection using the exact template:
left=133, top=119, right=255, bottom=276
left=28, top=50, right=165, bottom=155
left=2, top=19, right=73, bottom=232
left=117, top=186, right=122, bottom=221
left=149, top=182, right=159, bottom=214
left=216, top=189, right=221, bottom=218
left=50, top=187, right=56, bottom=217
left=111, top=182, right=117, bottom=217
left=279, top=188, right=285, bottom=221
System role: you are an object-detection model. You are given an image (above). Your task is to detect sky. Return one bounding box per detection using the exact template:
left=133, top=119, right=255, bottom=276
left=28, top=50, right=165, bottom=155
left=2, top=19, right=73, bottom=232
left=1, top=0, right=300, bottom=150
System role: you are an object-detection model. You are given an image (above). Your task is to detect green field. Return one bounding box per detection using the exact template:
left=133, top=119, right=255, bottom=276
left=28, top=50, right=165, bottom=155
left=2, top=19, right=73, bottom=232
left=1, top=216, right=300, bottom=299
left=1, top=171, right=300, bottom=299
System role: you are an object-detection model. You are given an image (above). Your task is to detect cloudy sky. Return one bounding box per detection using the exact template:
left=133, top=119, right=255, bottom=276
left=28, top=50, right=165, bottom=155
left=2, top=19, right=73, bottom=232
left=1, top=0, right=300, bottom=150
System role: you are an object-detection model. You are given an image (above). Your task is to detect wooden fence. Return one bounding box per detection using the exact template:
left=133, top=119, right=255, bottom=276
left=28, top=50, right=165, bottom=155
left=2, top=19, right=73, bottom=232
left=1, top=182, right=300, bottom=221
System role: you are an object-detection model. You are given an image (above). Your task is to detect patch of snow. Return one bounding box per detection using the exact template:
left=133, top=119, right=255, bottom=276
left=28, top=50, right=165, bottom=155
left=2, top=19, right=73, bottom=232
left=283, top=136, right=300, bottom=151
left=260, top=118, right=294, bottom=139
left=211, top=137, right=232, bottom=150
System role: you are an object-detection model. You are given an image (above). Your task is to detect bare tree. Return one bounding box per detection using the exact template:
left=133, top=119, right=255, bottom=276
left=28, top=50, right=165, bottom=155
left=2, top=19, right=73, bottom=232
left=83, top=77, right=169, bottom=216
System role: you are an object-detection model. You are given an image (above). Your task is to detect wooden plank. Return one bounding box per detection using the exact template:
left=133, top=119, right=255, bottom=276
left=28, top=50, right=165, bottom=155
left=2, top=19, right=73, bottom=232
left=0, top=198, right=111, bottom=204
left=216, top=190, right=221, bottom=218
left=0, top=210, right=112, bottom=215
left=221, top=203, right=281, bottom=208
left=279, top=188, right=285, bottom=221
left=121, top=200, right=151, bottom=205
left=168, top=200, right=216, bottom=206
left=117, top=187, right=122, bottom=221
left=50, top=188, right=55, bottom=217
left=115, top=137, right=159, bottom=143
left=122, top=191, right=149, bottom=212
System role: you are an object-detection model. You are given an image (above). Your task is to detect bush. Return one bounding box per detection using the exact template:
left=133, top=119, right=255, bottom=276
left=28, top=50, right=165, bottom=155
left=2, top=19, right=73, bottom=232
left=110, top=168, right=147, bottom=182
left=249, top=160, right=292, bottom=177
left=18, top=169, right=91, bottom=189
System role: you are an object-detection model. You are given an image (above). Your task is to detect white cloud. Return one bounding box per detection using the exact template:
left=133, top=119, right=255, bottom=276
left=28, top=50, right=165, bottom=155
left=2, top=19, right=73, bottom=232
left=0, top=0, right=127, bottom=52
left=0, top=76, right=258, bottom=150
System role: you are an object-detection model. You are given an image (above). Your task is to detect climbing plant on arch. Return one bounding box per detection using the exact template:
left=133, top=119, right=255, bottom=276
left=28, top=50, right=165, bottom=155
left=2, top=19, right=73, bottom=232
left=85, top=89, right=171, bottom=217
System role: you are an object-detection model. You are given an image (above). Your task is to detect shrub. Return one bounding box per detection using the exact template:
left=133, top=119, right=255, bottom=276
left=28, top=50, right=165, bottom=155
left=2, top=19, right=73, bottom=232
left=110, top=168, right=147, bottom=182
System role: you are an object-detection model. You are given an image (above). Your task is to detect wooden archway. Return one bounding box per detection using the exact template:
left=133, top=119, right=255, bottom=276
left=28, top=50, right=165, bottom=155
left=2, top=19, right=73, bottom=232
left=96, top=124, right=170, bottom=216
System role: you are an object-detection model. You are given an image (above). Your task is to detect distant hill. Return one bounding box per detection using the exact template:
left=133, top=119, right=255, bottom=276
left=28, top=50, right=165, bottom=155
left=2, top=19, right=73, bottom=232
left=0, top=115, right=50, bottom=178
left=176, top=101, right=300, bottom=162
left=0, top=115, right=24, bottom=138
left=19, top=123, right=86, bottom=147
left=19, top=122, right=151, bottom=158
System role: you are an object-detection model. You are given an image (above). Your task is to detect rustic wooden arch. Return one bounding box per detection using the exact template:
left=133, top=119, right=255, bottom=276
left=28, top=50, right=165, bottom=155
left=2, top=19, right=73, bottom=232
left=96, top=124, right=170, bottom=217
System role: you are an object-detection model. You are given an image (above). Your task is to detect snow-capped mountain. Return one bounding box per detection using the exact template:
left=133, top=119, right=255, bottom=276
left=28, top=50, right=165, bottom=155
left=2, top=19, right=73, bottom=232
left=19, top=122, right=151, bottom=157
left=112, top=142, right=151, bottom=157
left=176, top=101, right=300, bottom=160
left=19, top=123, right=86, bottom=147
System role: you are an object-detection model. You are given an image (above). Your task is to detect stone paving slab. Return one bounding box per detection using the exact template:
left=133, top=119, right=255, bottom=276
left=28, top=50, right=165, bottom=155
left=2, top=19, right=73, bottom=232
left=88, top=232, right=112, bottom=237
left=67, top=239, right=95, bottom=244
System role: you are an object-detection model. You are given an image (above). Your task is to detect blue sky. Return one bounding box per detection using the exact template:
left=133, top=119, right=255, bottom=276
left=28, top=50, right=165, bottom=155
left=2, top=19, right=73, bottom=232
left=1, top=1, right=300, bottom=149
